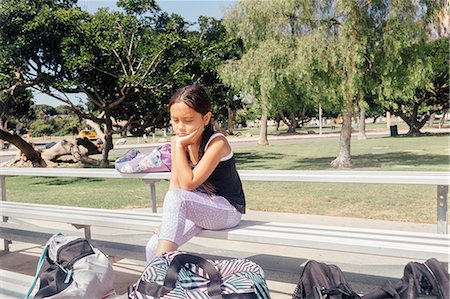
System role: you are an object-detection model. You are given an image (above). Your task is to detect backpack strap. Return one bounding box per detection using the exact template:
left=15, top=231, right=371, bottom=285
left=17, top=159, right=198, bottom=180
left=380, top=281, right=401, bottom=298
left=24, top=232, right=64, bottom=299
left=24, top=245, right=48, bottom=299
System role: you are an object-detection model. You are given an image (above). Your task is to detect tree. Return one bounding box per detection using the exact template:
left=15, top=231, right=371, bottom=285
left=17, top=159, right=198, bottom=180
left=0, top=0, right=192, bottom=167
left=194, top=16, right=243, bottom=131
left=220, top=0, right=315, bottom=144
left=221, top=0, right=383, bottom=165
left=220, top=40, right=287, bottom=145
left=0, top=88, right=33, bottom=151
left=33, top=104, right=58, bottom=118
left=374, top=2, right=448, bottom=135
left=0, top=0, right=93, bottom=163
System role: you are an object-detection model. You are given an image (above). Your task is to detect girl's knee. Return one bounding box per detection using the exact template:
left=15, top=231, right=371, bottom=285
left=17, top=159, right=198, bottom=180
left=145, top=234, right=158, bottom=262
left=163, top=189, right=188, bottom=209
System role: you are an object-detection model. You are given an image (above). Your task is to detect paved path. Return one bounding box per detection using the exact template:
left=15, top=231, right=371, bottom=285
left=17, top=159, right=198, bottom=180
left=1, top=126, right=448, bottom=163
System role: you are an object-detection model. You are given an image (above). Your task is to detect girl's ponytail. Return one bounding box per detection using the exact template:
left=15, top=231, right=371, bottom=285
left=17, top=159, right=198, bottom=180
left=198, top=122, right=216, bottom=195
left=198, top=122, right=215, bottom=160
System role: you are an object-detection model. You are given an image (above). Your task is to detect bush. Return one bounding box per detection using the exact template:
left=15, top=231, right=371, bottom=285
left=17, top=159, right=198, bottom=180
left=29, top=119, right=56, bottom=137
left=53, top=115, right=81, bottom=136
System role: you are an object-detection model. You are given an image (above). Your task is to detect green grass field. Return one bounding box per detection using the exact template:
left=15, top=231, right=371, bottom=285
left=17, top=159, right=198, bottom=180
left=235, top=135, right=449, bottom=171
left=6, top=134, right=449, bottom=223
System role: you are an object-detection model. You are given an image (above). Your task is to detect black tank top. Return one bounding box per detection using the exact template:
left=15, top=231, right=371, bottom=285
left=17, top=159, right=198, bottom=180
left=208, top=155, right=246, bottom=213
left=201, top=133, right=246, bottom=214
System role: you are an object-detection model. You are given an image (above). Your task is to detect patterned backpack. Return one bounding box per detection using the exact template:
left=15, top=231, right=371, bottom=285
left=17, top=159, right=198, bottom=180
left=125, top=251, right=271, bottom=299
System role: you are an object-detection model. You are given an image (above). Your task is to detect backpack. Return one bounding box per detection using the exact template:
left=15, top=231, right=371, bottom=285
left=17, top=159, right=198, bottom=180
left=292, top=260, right=361, bottom=299
left=115, top=144, right=171, bottom=173
left=25, top=233, right=115, bottom=299
left=126, top=251, right=271, bottom=299
left=362, top=258, right=449, bottom=299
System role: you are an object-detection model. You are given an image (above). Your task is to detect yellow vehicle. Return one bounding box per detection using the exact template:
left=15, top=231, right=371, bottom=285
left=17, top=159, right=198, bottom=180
left=79, top=129, right=97, bottom=140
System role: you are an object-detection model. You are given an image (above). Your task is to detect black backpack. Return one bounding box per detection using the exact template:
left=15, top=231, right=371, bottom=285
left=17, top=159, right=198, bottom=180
left=362, top=258, right=449, bottom=299
left=292, top=260, right=361, bottom=299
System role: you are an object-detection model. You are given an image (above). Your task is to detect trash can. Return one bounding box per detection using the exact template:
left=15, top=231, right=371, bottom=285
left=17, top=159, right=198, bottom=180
left=390, top=125, right=398, bottom=136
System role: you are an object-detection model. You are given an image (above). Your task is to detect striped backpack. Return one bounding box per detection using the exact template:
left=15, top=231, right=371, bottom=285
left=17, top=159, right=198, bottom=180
left=125, top=251, right=271, bottom=299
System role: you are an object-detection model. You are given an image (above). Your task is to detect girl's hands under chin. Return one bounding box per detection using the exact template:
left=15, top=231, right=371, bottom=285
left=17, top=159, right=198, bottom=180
left=176, top=126, right=205, bottom=147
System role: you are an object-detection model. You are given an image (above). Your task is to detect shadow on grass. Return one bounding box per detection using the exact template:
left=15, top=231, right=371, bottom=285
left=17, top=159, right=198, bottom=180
left=235, top=152, right=286, bottom=162
left=236, top=150, right=450, bottom=170
left=286, top=152, right=448, bottom=170
left=32, top=177, right=104, bottom=186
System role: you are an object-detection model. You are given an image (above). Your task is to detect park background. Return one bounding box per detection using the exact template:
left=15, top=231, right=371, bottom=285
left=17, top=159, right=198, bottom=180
left=0, top=0, right=449, bottom=224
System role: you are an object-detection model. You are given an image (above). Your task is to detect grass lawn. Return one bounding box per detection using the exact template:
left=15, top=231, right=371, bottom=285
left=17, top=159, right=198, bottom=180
left=6, top=134, right=449, bottom=223
left=234, top=134, right=449, bottom=171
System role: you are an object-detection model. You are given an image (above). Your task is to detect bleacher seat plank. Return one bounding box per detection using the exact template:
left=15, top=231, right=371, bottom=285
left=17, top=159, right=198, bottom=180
left=1, top=201, right=448, bottom=262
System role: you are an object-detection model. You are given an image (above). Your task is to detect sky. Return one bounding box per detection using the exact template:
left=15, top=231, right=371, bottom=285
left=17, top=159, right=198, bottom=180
left=33, top=0, right=237, bottom=107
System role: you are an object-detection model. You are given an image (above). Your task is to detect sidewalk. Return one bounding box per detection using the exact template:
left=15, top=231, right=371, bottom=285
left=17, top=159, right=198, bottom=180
left=0, top=209, right=443, bottom=298
left=1, top=126, right=448, bottom=156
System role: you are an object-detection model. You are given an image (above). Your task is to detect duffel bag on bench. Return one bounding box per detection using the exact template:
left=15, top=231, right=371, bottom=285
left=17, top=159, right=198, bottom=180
left=25, top=233, right=115, bottom=299
left=126, top=251, right=271, bottom=299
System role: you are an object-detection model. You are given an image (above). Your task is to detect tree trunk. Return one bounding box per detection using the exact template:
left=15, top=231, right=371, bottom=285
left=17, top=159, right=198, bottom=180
left=428, top=112, right=436, bottom=127
left=437, top=0, right=449, bottom=38
left=404, top=119, right=424, bottom=136
left=439, top=108, right=448, bottom=128
left=287, top=112, right=297, bottom=133
left=331, top=99, right=353, bottom=168
left=279, top=111, right=290, bottom=128
left=358, top=99, right=367, bottom=140
left=372, top=115, right=379, bottom=124
left=100, top=114, right=114, bottom=167
left=258, top=104, right=269, bottom=145
left=396, top=103, right=427, bottom=136
left=227, top=107, right=234, bottom=131
left=0, top=119, right=6, bottom=150
left=0, top=129, right=42, bottom=163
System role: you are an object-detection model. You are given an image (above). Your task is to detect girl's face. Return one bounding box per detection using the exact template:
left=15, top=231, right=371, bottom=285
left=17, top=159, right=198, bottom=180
left=170, top=102, right=211, bottom=137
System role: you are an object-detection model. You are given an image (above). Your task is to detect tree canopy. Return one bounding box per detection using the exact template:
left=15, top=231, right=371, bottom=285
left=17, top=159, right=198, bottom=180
left=0, top=0, right=447, bottom=169
left=0, top=0, right=239, bottom=166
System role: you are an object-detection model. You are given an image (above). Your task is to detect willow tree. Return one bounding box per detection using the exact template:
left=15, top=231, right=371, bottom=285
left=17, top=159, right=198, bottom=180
left=220, top=0, right=375, bottom=166
left=328, top=2, right=376, bottom=167
left=221, top=39, right=296, bottom=144
left=220, top=0, right=315, bottom=145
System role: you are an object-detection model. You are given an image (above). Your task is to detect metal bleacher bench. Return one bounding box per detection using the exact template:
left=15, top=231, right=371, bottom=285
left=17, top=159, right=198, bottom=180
left=0, top=167, right=449, bottom=264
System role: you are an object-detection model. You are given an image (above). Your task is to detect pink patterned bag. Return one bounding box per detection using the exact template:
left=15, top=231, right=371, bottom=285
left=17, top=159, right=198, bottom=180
left=115, top=144, right=171, bottom=173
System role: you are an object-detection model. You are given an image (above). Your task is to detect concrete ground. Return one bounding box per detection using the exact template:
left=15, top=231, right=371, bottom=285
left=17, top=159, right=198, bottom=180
left=1, top=209, right=446, bottom=299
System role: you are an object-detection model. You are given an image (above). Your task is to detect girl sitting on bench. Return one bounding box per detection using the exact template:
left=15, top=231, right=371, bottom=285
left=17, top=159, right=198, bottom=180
left=145, top=84, right=246, bottom=261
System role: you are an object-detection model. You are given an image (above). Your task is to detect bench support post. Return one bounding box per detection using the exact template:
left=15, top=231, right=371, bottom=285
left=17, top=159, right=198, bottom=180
left=1, top=176, right=10, bottom=253
left=143, top=179, right=160, bottom=213
left=73, top=224, right=92, bottom=241
left=437, top=185, right=448, bottom=234
left=84, top=226, right=91, bottom=241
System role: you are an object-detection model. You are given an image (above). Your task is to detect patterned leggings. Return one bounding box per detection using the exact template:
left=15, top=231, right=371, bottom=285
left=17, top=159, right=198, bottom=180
left=145, top=189, right=242, bottom=262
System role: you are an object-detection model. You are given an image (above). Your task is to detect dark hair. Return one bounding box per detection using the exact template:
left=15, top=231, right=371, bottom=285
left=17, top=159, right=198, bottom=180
left=169, top=84, right=211, bottom=116
left=169, top=84, right=215, bottom=193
